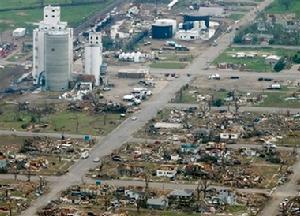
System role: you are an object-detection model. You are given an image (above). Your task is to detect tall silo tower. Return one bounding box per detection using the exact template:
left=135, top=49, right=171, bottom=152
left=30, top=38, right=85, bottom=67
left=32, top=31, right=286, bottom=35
left=32, top=5, right=73, bottom=89
left=84, top=32, right=103, bottom=86
left=45, top=31, right=71, bottom=91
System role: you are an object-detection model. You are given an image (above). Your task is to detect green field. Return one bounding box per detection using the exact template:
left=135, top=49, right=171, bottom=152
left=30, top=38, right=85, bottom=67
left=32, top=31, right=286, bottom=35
left=174, top=85, right=300, bottom=109
left=257, top=91, right=300, bottom=108
left=150, top=62, right=187, bottom=69
left=213, top=47, right=299, bottom=72
left=228, top=13, right=244, bottom=21
left=175, top=87, right=229, bottom=104
left=0, top=103, right=122, bottom=135
left=276, top=131, right=300, bottom=147
left=266, top=0, right=300, bottom=16
left=0, top=0, right=115, bottom=32
left=149, top=53, right=193, bottom=69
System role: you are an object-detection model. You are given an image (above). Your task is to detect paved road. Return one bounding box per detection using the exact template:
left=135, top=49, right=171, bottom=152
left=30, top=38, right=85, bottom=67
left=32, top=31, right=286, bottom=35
left=0, top=175, right=269, bottom=195
left=19, top=75, right=191, bottom=215
left=166, top=103, right=300, bottom=114
left=18, top=0, right=275, bottom=215
left=259, top=149, right=300, bottom=216
left=89, top=179, right=270, bottom=195
left=231, top=44, right=300, bottom=50
left=0, top=130, right=101, bottom=140
left=130, top=138, right=295, bottom=151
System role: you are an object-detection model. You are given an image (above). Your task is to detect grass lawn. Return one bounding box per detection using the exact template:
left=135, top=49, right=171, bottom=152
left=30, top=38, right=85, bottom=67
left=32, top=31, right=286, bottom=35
left=266, top=0, right=300, bottom=16
left=7, top=53, right=28, bottom=62
left=226, top=205, right=248, bottom=214
left=0, top=0, right=115, bottom=32
left=0, top=103, right=122, bottom=136
left=276, top=131, right=300, bottom=147
left=228, top=13, right=244, bottom=21
left=256, top=91, right=300, bottom=108
left=43, top=111, right=122, bottom=135
left=175, top=87, right=229, bottom=104
left=252, top=164, right=280, bottom=188
left=213, top=47, right=299, bottom=72
left=38, top=156, right=74, bottom=175
left=150, top=62, right=187, bottom=69
left=0, top=135, right=25, bottom=146
left=159, top=54, right=194, bottom=62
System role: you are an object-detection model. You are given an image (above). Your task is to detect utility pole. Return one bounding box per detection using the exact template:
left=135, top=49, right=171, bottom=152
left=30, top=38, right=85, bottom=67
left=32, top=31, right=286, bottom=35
left=27, top=169, right=31, bottom=182
left=76, top=114, right=79, bottom=133
left=233, top=89, right=239, bottom=114
left=103, top=112, right=107, bottom=125
left=39, top=176, right=43, bottom=192
left=155, top=0, right=158, bottom=17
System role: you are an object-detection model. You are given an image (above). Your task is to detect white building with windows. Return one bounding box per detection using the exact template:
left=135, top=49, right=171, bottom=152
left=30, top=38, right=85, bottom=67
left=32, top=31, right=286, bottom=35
left=32, top=5, right=73, bottom=88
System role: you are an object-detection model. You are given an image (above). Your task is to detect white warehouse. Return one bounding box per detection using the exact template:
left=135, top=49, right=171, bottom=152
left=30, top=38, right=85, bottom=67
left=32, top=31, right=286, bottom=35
left=32, top=5, right=73, bottom=91
left=84, top=32, right=103, bottom=86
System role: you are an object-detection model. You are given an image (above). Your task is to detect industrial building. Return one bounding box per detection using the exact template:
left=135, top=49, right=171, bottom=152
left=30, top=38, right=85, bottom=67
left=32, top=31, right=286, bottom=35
left=152, top=19, right=177, bottom=39
left=176, top=21, right=206, bottom=41
left=175, top=20, right=219, bottom=41
left=32, top=5, right=73, bottom=91
left=84, top=32, right=103, bottom=86
left=118, top=68, right=149, bottom=79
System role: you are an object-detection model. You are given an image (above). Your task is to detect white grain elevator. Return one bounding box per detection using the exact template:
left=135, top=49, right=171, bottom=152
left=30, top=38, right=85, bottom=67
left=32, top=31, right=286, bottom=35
left=32, top=5, right=73, bottom=91
left=84, top=32, right=103, bottom=86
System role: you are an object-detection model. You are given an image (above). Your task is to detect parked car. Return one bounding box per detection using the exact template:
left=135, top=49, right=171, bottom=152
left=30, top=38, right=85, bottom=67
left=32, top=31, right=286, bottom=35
left=81, top=151, right=89, bottom=159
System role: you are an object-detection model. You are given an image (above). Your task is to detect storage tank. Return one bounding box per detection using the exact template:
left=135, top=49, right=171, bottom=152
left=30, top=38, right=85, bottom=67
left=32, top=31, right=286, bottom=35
left=183, top=15, right=210, bottom=28
left=45, top=31, right=71, bottom=91
left=152, top=19, right=177, bottom=39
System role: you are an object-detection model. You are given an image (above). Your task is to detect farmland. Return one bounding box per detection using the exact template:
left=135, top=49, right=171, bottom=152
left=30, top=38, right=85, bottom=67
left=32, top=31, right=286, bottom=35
left=0, top=0, right=115, bottom=32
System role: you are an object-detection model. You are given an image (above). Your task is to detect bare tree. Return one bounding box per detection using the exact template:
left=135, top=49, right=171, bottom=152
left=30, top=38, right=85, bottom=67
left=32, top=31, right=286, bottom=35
left=196, top=177, right=211, bottom=201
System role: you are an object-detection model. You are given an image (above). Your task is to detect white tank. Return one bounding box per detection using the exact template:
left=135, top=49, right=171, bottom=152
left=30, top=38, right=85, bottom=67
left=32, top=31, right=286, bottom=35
left=45, top=31, right=71, bottom=91
left=155, top=19, right=177, bottom=34
left=194, top=21, right=200, bottom=29
left=200, top=21, right=206, bottom=29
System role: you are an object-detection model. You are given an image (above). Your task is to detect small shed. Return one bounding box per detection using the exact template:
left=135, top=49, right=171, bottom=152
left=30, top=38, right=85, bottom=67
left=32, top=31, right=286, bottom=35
left=13, top=28, right=26, bottom=37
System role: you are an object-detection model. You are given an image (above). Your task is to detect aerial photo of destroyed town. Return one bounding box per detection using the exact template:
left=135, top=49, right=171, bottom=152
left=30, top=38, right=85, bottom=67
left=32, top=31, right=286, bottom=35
left=0, top=0, right=300, bottom=215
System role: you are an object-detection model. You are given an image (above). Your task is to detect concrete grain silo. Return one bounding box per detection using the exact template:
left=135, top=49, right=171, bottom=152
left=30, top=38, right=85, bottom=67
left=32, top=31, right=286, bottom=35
left=84, top=32, right=103, bottom=86
left=45, top=31, right=71, bottom=91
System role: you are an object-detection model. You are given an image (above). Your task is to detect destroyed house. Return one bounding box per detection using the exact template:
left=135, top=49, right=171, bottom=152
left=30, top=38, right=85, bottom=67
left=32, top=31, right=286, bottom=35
left=147, top=197, right=168, bottom=210
left=217, top=189, right=236, bottom=205
left=69, top=191, right=96, bottom=200
left=168, top=189, right=194, bottom=206
left=0, top=155, right=7, bottom=170
left=192, top=128, right=211, bottom=141
left=125, top=190, right=145, bottom=200
left=156, top=165, right=177, bottom=178
left=181, top=144, right=199, bottom=153
left=184, top=163, right=212, bottom=177
left=117, top=163, right=145, bottom=177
